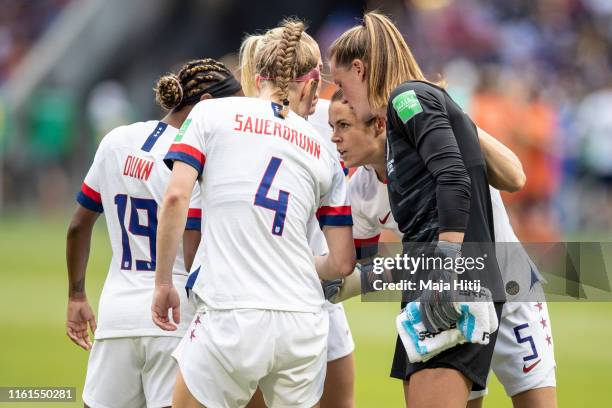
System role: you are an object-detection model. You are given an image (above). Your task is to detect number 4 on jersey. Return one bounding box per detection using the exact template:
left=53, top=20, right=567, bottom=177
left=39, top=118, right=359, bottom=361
left=254, top=157, right=290, bottom=236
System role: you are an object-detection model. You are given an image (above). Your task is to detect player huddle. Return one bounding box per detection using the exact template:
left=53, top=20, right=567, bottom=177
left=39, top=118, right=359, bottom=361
left=66, top=12, right=557, bottom=408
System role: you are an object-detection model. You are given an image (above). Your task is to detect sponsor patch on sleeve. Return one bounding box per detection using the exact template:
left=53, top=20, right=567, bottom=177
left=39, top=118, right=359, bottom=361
left=174, top=118, right=192, bottom=142
left=392, top=90, right=423, bottom=123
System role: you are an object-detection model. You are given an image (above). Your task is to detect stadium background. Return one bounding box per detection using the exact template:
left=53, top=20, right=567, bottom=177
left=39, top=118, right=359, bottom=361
left=1, top=0, right=611, bottom=406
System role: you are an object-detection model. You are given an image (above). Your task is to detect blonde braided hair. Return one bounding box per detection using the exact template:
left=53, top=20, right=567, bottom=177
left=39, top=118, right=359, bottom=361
left=254, top=18, right=319, bottom=118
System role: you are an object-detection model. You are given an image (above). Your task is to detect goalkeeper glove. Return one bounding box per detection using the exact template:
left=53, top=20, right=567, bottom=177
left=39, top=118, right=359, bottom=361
left=419, top=241, right=463, bottom=333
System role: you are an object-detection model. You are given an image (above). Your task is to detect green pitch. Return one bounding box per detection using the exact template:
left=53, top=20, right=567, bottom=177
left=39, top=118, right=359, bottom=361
left=1, top=216, right=611, bottom=407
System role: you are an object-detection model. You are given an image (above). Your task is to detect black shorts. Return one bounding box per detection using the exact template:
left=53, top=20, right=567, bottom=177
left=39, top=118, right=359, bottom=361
left=390, top=302, right=504, bottom=391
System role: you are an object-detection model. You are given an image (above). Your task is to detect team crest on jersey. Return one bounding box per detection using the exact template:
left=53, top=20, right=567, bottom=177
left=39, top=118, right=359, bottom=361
left=392, top=90, right=423, bottom=123
left=174, top=118, right=192, bottom=142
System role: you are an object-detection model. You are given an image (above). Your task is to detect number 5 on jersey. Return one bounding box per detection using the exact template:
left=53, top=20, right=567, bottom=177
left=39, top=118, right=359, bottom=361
left=254, top=157, right=290, bottom=236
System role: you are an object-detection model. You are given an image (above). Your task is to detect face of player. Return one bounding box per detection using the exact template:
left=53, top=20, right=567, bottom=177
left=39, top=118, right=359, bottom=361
left=330, top=58, right=372, bottom=122
left=329, top=100, right=382, bottom=168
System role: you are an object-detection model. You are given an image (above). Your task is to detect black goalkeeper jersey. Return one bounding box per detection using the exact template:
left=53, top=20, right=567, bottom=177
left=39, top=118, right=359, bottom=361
left=385, top=80, right=495, bottom=245
left=386, top=81, right=505, bottom=385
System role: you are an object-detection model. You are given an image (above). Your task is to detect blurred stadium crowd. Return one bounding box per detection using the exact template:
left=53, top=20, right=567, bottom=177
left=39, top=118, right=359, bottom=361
left=0, top=0, right=611, bottom=240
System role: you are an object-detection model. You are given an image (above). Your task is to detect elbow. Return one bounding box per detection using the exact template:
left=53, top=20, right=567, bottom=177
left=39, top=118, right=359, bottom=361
left=461, top=173, right=472, bottom=198
left=338, top=253, right=357, bottom=278
left=66, top=221, right=81, bottom=241
left=164, top=188, right=190, bottom=208
left=445, top=171, right=472, bottom=201
left=67, top=218, right=87, bottom=242
left=438, top=166, right=472, bottom=196
left=507, top=170, right=527, bottom=193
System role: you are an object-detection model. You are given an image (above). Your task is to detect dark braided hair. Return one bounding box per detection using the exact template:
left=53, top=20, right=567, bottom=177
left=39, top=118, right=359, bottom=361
left=154, top=58, right=233, bottom=111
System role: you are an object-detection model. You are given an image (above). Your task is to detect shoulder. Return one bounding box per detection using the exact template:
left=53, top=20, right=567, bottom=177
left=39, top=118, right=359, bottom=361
left=310, top=99, right=330, bottom=125
left=308, top=99, right=331, bottom=137
left=290, top=111, right=323, bottom=142
left=349, top=167, right=377, bottom=200
left=388, top=81, right=447, bottom=124
left=389, top=81, right=445, bottom=111
left=390, top=80, right=444, bottom=101
left=97, top=121, right=151, bottom=150
left=191, top=96, right=250, bottom=117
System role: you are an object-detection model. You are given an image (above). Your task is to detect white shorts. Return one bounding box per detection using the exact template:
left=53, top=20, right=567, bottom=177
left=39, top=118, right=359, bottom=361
left=324, top=301, right=355, bottom=362
left=469, top=297, right=556, bottom=400
left=83, top=336, right=180, bottom=408
left=174, top=308, right=329, bottom=408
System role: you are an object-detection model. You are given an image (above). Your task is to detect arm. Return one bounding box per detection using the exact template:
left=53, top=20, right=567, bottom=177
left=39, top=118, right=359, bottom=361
left=183, top=186, right=202, bottom=273
left=183, top=229, right=201, bottom=273
left=398, top=87, right=470, bottom=243
left=152, top=162, right=198, bottom=330
left=478, top=127, right=526, bottom=192
left=65, top=205, right=100, bottom=350
left=315, top=225, right=356, bottom=280
left=315, top=158, right=356, bottom=280
left=419, top=128, right=469, bottom=244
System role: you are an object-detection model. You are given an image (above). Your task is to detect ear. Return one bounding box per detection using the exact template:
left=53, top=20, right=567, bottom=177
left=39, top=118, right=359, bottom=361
left=199, top=93, right=213, bottom=101
left=295, top=79, right=318, bottom=117
left=375, top=115, right=386, bottom=135
left=351, top=59, right=366, bottom=81
left=300, top=79, right=317, bottom=100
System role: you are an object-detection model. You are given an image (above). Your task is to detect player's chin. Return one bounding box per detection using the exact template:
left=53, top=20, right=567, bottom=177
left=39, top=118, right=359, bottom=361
left=344, top=155, right=366, bottom=170
left=339, top=153, right=353, bottom=168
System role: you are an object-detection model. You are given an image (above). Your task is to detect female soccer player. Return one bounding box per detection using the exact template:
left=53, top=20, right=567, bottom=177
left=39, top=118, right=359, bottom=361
left=239, top=33, right=355, bottom=408
left=329, top=12, right=506, bottom=407
left=65, top=58, right=241, bottom=408
left=328, top=91, right=557, bottom=408
left=153, top=19, right=355, bottom=408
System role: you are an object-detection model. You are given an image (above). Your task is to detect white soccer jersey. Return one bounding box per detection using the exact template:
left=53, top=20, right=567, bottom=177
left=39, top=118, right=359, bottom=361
left=349, top=166, right=400, bottom=258
left=77, top=120, right=201, bottom=339
left=489, top=188, right=544, bottom=303
left=165, top=97, right=351, bottom=313
left=308, top=99, right=332, bottom=146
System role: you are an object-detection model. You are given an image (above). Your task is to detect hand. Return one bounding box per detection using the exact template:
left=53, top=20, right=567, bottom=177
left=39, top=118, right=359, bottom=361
left=151, top=284, right=181, bottom=331
left=419, top=241, right=462, bottom=333
left=321, top=279, right=343, bottom=302
left=323, top=261, right=380, bottom=304
left=66, top=297, right=97, bottom=350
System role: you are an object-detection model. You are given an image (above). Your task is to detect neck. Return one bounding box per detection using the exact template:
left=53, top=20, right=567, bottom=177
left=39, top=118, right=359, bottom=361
left=372, top=136, right=387, bottom=182
left=258, top=87, right=283, bottom=106
left=372, top=163, right=387, bottom=183
left=162, top=106, right=191, bottom=129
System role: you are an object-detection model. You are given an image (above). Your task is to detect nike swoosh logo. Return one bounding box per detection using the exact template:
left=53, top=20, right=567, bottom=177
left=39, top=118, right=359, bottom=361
left=522, top=359, right=541, bottom=373
left=379, top=211, right=391, bottom=225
